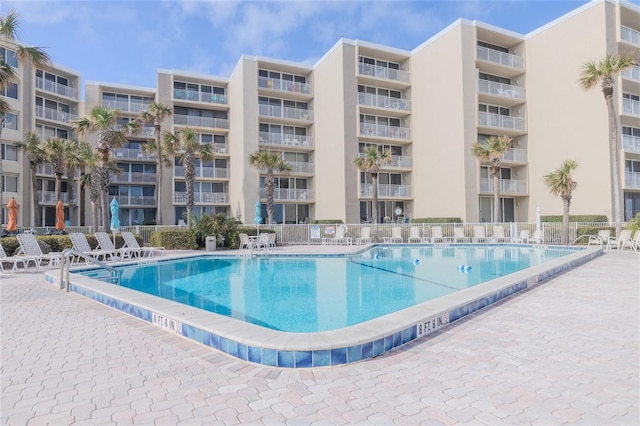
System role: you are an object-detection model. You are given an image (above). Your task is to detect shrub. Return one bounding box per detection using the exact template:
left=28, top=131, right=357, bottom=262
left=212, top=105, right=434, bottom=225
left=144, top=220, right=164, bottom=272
left=191, top=213, right=242, bottom=249
left=411, top=217, right=463, bottom=224
left=541, top=215, right=608, bottom=223
left=577, top=226, right=616, bottom=243
left=150, top=230, right=198, bottom=250
left=38, top=235, right=73, bottom=253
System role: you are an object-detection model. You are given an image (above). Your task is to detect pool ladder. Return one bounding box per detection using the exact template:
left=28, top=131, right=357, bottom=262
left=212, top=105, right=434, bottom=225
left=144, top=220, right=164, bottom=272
left=59, top=248, right=120, bottom=292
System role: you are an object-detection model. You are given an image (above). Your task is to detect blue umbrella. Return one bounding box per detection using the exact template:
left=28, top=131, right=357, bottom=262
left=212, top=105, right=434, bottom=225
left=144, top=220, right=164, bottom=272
left=110, top=198, right=120, bottom=231
left=254, top=201, right=262, bottom=224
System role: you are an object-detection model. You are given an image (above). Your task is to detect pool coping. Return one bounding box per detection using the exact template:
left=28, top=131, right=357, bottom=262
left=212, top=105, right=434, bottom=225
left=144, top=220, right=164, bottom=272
left=45, top=244, right=602, bottom=368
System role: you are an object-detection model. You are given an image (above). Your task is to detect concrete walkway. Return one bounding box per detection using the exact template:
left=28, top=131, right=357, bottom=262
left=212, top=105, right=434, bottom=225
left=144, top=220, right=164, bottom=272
left=1, top=250, right=638, bottom=425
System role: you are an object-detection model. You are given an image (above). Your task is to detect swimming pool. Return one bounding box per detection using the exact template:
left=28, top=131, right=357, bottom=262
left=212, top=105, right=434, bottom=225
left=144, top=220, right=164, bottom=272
left=80, top=246, right=577, bottom=333
left=47, top=244, right=602, bottom=368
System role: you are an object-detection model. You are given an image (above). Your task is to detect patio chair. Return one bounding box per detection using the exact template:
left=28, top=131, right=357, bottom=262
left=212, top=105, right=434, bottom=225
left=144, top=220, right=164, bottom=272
left=531, top=230, right=545, bottom=244
left=328, top=225, right=351, bottom=245
left=122, top=231, right=164, bottom=258
left=492, top=226, right=510, bottom=243
left=407, top=226, right=426, bottom=243
left=267, top=233, right=277, bottom=248
left=453, top=227, right=469, bottom=243
left=431, top=226, right=445, bottom=243
left=587, top=230, right=610, bottom=246
left=95, top=232, right=132, bottom=260
left=513, top=230, right=529, bottom=243
left=610, top=229, right=633, bottom=250
left=239, top=233, right=254, bottom=250
left=389, top=227, right=403, bottom=243
left=16, top=233, right=62, bottom=270
left=473, top=226, right=487, bottom=243
left=632, top=230, right=640, bottom=252
left=0, top=243, right=29, bottom=274
left=355, top=227, right=372, bottom=245
left=70, top=232, right=119, bottom=262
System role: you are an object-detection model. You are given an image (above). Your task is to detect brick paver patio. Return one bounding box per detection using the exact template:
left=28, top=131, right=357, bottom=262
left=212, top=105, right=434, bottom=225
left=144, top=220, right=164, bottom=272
left=1, top=250, right=638, bottom=425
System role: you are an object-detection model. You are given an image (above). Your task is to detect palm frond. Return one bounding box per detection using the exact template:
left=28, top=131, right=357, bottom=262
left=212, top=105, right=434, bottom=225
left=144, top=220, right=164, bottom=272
left=0, top=9, right=20, bottom=40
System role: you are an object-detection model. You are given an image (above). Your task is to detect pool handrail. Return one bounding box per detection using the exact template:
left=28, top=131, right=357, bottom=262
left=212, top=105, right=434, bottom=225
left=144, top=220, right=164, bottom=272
left=59, top=248, right=120, bottom=292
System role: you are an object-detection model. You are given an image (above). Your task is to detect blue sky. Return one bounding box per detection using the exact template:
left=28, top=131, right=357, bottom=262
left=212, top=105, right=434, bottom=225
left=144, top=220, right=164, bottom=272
left=3, top=0, right=613, bottom=95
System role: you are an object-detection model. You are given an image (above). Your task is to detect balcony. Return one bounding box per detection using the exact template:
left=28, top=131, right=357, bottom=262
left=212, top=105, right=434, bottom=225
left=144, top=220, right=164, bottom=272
left=112, top=172, right=157, bottom=184
left=360, top=123, right=411, bottom=140
left=259, top=188, right=313, bottom=201
left=174, top=192, right=229, bottom=204
left=173, top=114, right=229, bottom=129
left=258, top=77, right=312, bottom=95
left=356, top=153, right=412, bottom=169
left=113, top=148, right=155, bottom=161
left=357, top=93, right=411, bottom=112
left=623, top=135, right=640, bottom=153
left=478, top=146, right=528, bottom=163
left=621, top=65, right=640, bottom=82
left=358, top=63, right=410, bottom=83
left=476, top=46, right=524, bottom=70
left=623, top=98, right=640, bottom=116
left=35, top=77, right=78, bottom=99
left=263, top=161, right=313, bottom=175
left=36, top=164, right=68, bottom=177
left=103, top=100, right=149, bottom=113
left=621, top=26, right=640, bottom=46
left=258, top=131, right=313, bottom=148
left=360, top=184, right=411, bottom=198
left=478, top=111, right=526, bottom=132
left=174, top=166, right=229, bottom=179
left=213, top=143, right=228, bottom=154
left=114, top=195, right=156, bottom=206
left=35, top=106, right=78, bottom=124
left=480, top=178, right=527, bottom=195
left=477, top=80, right=525, bottom=101
left=626, top=172, right=640, bottom=189
left=37, top=191, right=75, bottom=204
left=174, top=89, right=227, bottom=105
left=258, top=104, right=313, bottom=121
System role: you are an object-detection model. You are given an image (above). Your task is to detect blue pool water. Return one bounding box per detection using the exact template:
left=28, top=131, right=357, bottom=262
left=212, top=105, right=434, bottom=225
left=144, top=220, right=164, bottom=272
left=80, top=245, right=577, bottom=332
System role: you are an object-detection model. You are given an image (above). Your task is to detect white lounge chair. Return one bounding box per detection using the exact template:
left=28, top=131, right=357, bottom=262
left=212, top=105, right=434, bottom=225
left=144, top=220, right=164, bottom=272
left=610, top=229, right=633, bottom=250
left=408, top=226, right=425, bottom=243
left=588, top=230, right=610, bottom=246
left=70, top=232, right=119, bottom=262
left=95, top=232, right=132, bottom=260
left=492, top=226, right=510, bottom=243
left=473, top=226, right=487, bottom=243
left=239, top=233, right=253, bottom=250
left=389, top=227, right=403, bottom=243
left=453, top=227, right=469, bottom=243
left=531, top=230, right=544, bottom=244
left=514, top=230, right=529, bottom=243
left=122, top=231, right=164, bottom=258
left=16, top=233, right=62, bottom=269
left=431, top=226, right=445, bottom=243
left=355, top=227, right=371, bottom=244
left=0, top=243, right=29, bottom=274
left=631, top=230, right=640, bottom=252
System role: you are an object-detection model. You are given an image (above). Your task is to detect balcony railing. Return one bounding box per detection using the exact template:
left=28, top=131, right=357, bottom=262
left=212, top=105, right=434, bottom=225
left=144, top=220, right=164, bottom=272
left=113, top=148, right=155, bottom=160
left=626, top=172, right=640, bottom=189
left=114, top=195, right=156, bottom=206
left=360, top=184, right=412, bottom=198
left=174, top=89, right=227, bottom=105
left=478, top=111, right=526, bottom=131
left=358, top=63, right=410, bottom=83
left=173, top=114, right=229, bottom=129
left=102, top=100, right=149, bottom=113
left=258, top=104, right=313, bottom=121
left=37, top=191, right=74, bottom=204
left=174, top=192, right=229, bottom=203
left=360, top=123, right=411, bottom=140
left=36, top=164, right=69, bottom=177
left=357, top=152, right=412, bottom=168
left=213, top=143, right=228, bottom=154
left=478, top=145, right=528, bottom=162
left=476, top=46, right=524, bottom=69
left=480, top=178, right=527, bottom=195
left=259, top=188, right=313, bottom=201
left=357, top=93, right=411, bottom=112
left=621, top=65, right=640, bottom=82
left=258, top=77, right=312, bottom=95
left=35, top=106, right=78, bottom=123
left=623, top=98, right=640, bottom=116
left=477, top=80, right=525, bottom=100
left=623, top=135, right=640, bottom=153
left=174, top=166, right=229, bottom=179
left=621, top=26, right=640, bottom=46
left=112, top=172, right=157, bottom=183
left=262, top=161, right=313, bottom=174
left=35, top=77, right=78, bottom=99
left=258, top=131, right=313, bottom=148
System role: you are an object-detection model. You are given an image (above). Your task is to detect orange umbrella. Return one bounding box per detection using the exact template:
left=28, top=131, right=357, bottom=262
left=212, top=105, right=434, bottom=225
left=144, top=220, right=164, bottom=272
left=7, top=197, right=18, bottom=232
left=55, top=200, right=65, bottom=230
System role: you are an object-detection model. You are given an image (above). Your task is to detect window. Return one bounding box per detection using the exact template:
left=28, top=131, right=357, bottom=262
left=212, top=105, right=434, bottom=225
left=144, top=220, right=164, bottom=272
left=2, top=113, right=17, bottom=130
left=1, top=144, right=18, bottom=161
left=479, top=104, right=510, bottom=116
left=0, top=47, right=18, bottom=67
left=623, top=93, right=640, bottom=101
left=626, top=159, right=640, bottom=173
left=479, top=72, right=511, bottom=85
left=0, top=82, right=18, bottom=99
left=2, top=175, right=18, bottom=192
left=477, top=41, right=509, bottom=53
left=623, top=126, right=640, bottom=137
left=36, top=124, right=69, bottom=139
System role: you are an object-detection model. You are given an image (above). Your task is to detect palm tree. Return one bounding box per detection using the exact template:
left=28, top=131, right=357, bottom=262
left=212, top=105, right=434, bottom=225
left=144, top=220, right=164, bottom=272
left=544, top=160, right=578, bottom=245
left=63, top=139, right=83, bottom=225
left=471, top=135, right=513, bottom=223
left=140, top=101, right=172, bottom=225
left=248, top=150, right=292, bottom=225
left=1, top=8, right=51, bottom=224
left=353, top=146, right=392, bottom=224
left=164, top=127, right=214, bottom=227
left=579, top=53, right=634, bottom=236
left=72, top=106, right=140, bottom=230
left=41, top=137, right=68, bottom=203
left=16, top=132, right=45, bottom=226
left=78, top=143, right=102, bottom=229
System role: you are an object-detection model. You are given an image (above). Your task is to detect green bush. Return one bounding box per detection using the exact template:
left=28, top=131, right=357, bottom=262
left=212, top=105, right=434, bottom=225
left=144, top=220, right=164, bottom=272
left=150, top=230, right=198, bottom=250
left=1, top=237, right=19, bottom=256
left=191, top=213, right=242, bottom=249
left=309, top=219, right=344, bottom=224
left=0, top=235, right=72, bottom=255
left=627, top=212, right=640, bottom=232
left=411, top=217, right=463, bottom=224
left=541, top=215, right=608, bottom=223
left=577, top=226, right=616, bottom=242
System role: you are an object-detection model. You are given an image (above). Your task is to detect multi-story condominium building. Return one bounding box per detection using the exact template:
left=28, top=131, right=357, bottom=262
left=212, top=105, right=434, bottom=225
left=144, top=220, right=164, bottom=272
left=2, top=0, right=638, bottom=228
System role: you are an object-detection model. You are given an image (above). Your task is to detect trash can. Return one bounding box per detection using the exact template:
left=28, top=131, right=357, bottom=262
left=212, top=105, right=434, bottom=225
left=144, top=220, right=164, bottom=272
left=205, top=236, right=216, bottom=251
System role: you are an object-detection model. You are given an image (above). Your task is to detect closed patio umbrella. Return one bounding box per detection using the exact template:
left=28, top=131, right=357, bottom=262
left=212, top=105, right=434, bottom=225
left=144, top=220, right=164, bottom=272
left=254, top=201, right=262, bottom=224
left=55, top=200, right=65, bottom=231
left=7, top=197, right=18, bottom=232
left=110, top=198, right=120, bottom=247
